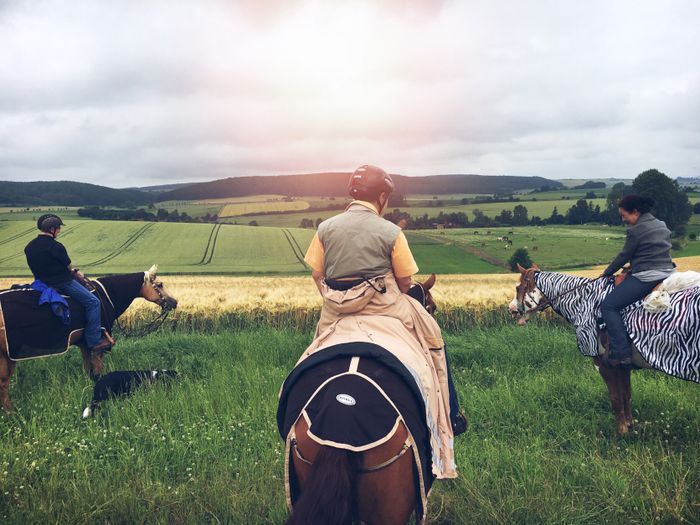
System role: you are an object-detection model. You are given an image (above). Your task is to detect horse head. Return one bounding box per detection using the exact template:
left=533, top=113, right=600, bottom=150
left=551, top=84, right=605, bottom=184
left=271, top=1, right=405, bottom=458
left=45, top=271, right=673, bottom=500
left=409, top=273, right=437, bottom=316
left=508, top=263, right=546, bottom=325
left=141, top=265, right=178, bottom=310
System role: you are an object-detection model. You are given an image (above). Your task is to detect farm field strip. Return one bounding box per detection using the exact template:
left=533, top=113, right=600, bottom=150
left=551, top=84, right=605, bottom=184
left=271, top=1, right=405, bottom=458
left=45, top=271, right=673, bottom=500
left=281, top=229, right=308, bottom=269
left=0, top=225, right=36, bottom=246
left=197, top=223, right=221, bottom=265
left=4, top=257, right=698, bottom=332
left=219, top=200, right=310, bottom=217
left=84, top=223, right=155, bottom=268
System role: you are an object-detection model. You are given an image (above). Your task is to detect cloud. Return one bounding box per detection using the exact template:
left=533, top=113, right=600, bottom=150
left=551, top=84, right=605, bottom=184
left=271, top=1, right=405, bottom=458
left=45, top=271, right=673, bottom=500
left=0, top=0, right=698, bottom=187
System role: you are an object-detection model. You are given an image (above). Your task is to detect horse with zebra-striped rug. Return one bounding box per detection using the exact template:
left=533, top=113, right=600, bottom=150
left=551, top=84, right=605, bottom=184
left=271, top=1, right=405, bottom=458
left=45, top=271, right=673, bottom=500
left=509, top=264, right=699, bottom=434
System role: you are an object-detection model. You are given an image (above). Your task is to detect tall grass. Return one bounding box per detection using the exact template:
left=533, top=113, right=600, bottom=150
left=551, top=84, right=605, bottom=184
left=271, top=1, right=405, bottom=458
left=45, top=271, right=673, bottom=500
left=1, top=325, right=698, bottom=524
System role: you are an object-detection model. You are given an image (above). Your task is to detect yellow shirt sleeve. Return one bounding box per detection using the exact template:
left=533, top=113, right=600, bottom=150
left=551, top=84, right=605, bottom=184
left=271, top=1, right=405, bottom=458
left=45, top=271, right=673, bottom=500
left=391, top=231, right=419, bottom=278
left=304, top=232, right=325, bottom=273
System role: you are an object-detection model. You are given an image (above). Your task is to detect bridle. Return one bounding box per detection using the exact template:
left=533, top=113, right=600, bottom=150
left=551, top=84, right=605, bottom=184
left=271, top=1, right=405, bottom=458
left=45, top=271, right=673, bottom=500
left=114, top=278, right=174, bottom=338
left=519, top=270, right=602, bottom=316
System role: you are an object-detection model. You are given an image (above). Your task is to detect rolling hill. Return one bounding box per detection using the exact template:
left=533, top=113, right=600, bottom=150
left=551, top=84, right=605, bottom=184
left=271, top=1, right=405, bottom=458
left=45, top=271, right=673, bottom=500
left=0, top=181, right=154, bottom=206
left=160, top=173, right=563, bottom=201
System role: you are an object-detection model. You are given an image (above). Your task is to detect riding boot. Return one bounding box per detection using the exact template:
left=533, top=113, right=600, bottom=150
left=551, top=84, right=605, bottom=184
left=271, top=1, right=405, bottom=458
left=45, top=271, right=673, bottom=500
left=89, top=337, right=113, bottom=354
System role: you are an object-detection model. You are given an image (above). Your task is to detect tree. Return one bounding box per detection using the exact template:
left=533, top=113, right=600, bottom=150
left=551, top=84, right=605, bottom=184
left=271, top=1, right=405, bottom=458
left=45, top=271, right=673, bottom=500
left=299, top=218, right=314, bottom=228
left=512, top=204, right=529, bottom=226
left=632, top=169, right=692, bottom=232
left=694, top=202, right=700, bottom=214
left=548, top=206, right=565, bottom=225
left=566, top=199, right=592, bottom=224
left=602, top=182, right=634, bottom=224
left=497, top=209, right=513, bottom=225
left=508, top=248, right=533, bottom=271
left=584, top=191, right=597, bottom=199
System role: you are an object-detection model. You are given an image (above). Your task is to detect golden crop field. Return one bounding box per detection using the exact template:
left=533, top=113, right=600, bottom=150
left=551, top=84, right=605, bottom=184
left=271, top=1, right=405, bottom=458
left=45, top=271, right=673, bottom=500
left=2, top=255, right=696, bottom=332
left=219, top=200, right=310, bottom=217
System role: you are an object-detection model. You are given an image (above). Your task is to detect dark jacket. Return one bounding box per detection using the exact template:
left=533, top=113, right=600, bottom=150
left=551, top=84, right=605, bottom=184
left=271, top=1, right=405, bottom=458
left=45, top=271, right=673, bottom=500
left=24, top=235, right=73, bottom=285
left=603, top=213, right=673, bottom=276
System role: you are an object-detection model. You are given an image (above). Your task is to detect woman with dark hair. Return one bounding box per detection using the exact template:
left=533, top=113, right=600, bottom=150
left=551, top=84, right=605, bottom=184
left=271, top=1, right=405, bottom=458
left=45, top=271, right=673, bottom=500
left=600, top=194, right=674, bottom=367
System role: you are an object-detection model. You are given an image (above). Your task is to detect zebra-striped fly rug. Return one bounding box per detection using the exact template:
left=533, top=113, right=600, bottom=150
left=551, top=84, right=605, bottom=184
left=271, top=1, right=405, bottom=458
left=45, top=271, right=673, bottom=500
left=535, top=271, right=700, bottom=383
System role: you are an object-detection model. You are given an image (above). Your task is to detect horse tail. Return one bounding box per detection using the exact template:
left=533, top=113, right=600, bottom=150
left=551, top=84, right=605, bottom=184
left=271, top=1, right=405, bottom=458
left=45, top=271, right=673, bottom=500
left=285, top=446, right=357, bottom=525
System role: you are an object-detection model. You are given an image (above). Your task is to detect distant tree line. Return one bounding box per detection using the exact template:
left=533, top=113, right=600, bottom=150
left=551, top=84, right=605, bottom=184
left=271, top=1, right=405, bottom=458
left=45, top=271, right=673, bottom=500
left=77, top=206, right=218, bottom=223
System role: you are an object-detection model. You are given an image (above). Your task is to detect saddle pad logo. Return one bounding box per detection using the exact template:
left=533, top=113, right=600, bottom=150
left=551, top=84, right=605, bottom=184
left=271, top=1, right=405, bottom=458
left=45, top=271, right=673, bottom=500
left=336, top=394, right=356, bottom=406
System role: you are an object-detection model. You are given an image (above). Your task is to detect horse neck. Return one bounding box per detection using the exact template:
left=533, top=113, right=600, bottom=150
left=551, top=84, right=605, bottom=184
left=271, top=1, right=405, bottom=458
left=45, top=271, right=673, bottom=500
left=97, top=272, right=145, bottom=319
left=535, top=271, right=595, bottom=324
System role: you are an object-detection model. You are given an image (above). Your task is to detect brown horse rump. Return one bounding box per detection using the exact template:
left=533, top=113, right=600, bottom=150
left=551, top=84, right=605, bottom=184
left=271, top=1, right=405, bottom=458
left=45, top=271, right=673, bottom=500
left=277, top=342, right=433, bottom=520
left=0, top=284, right=115, bottom=361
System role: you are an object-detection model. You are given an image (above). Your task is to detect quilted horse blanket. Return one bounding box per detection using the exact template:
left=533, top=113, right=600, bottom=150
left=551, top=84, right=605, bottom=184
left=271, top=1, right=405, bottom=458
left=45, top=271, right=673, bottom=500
left=278, top=342, right=433, bottom=521
left=535, top=271, right=700, bottom=382
left=0, top=282, right=115, bottom=361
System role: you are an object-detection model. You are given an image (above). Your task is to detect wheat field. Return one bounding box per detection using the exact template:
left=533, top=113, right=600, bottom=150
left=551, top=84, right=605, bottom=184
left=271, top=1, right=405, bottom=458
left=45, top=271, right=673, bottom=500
left=1, top=255, right=697, bottom=333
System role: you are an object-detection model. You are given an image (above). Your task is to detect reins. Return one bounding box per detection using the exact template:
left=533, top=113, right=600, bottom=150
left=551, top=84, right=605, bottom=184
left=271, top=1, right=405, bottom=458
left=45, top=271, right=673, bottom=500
left=113, top=308, right=171, bottom=338
left=88, top=276, right=172, bottom=339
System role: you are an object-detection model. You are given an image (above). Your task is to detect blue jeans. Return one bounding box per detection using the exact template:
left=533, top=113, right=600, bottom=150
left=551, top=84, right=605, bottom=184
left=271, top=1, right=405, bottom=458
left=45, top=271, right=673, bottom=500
left=55, top=280, right=102, bottom=348
left=601, top=275, right=661, bottom=359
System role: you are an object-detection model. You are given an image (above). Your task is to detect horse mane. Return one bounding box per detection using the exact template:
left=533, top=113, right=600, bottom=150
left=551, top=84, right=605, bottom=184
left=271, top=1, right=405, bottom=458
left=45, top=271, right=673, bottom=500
left=96, top=272, right=146, bottom=318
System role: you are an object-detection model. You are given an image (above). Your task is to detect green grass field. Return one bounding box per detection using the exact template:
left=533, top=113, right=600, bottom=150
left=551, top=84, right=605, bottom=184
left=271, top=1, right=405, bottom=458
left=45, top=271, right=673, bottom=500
left=0, top=324, right=697, bottom=524
left=0, top=220, right=504, bottom=277
left=417, top=226, right=632, bottom=270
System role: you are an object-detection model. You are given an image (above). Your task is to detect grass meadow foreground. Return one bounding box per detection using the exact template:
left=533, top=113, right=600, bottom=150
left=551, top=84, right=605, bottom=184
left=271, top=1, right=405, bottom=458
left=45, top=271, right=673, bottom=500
left=0, top=325, right=698, bottom=524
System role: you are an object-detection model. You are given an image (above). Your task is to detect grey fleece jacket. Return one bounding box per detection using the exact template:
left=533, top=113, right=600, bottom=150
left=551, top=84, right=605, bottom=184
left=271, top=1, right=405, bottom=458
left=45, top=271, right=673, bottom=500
left=603, top=213, right=673, bottom=277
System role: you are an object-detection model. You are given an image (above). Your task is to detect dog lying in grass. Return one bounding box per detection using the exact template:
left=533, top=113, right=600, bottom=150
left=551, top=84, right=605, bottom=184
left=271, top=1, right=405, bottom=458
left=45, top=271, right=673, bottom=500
left=82, top=370, right=178, bottom=418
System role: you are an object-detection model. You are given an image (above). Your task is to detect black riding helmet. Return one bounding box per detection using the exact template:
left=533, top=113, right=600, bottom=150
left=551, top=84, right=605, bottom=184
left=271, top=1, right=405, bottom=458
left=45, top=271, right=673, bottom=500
left=37, top=214, right=64, bottom=232
left=348, top=165, right=395, bottom=201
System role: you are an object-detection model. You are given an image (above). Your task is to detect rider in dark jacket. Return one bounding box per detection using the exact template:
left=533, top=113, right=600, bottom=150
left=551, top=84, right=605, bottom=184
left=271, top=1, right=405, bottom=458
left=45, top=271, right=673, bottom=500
left=24, top=214, right=112, bottom=353
left=601, top=195, right=674, bottom=367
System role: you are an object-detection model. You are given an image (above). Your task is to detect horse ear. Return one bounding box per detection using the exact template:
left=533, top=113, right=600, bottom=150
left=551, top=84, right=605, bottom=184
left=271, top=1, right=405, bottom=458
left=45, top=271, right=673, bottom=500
left=516, top=263, right=527, bottom=274
left=424, top=273, right=436, bottom=290
left=148, top=264, right=158, bottom=277
left=533, top=263, right=540, bottom=270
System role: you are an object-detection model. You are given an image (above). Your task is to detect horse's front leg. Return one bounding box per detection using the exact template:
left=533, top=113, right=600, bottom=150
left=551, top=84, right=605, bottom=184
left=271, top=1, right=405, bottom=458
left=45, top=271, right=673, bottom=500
left=0, top=352, right=16, bottom=413
left=593, top=356, right=629, bottom=435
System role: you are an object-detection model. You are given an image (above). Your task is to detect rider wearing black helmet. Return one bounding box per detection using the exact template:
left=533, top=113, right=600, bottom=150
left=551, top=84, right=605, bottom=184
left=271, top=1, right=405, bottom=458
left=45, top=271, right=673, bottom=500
left=24, top=214, right=112, bottom=353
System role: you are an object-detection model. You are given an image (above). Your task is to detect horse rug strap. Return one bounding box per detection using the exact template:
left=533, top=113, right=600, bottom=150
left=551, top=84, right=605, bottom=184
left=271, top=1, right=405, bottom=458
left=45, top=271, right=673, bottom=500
left=303, top=373, right=400, bottom=451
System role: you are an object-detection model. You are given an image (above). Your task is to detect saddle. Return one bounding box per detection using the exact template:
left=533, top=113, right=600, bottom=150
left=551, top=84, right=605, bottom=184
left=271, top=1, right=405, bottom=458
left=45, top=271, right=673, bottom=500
left=0, top=283, right=115, bottom=361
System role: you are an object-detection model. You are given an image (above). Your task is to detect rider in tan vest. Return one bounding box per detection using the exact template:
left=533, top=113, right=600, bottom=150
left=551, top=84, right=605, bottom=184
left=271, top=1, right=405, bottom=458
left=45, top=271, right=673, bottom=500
left=304, top=165, right=466, bottom=437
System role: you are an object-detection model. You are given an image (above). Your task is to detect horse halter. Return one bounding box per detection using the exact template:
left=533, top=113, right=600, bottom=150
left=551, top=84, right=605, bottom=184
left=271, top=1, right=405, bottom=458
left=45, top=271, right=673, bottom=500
left=149, top=280, right=174, bottom=311
left=516, top=270, right=549, bottom=315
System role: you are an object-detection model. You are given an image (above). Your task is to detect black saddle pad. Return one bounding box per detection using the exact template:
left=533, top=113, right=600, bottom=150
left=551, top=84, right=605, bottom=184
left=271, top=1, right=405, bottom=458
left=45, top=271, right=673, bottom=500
left=304, top=373, right=400, bottom=450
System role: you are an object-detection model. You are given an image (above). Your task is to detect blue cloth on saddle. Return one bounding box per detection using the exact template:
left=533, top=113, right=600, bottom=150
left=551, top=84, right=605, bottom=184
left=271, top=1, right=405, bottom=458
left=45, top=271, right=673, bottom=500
left=30, top=279, right=71, bottom=325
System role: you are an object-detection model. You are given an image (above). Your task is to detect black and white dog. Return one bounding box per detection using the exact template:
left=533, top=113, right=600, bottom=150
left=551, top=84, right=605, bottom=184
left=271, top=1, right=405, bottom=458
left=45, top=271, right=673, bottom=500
left=82, top=370, right=178, bottom=418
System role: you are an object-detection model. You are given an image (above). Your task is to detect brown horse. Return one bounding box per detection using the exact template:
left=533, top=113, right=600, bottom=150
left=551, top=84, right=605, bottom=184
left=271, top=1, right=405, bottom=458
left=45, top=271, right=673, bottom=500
left=282, top=275, right=438, bottom=525
left=0, top=265, right=177, bottom=413
left=509, top=264, right=641, bottom=434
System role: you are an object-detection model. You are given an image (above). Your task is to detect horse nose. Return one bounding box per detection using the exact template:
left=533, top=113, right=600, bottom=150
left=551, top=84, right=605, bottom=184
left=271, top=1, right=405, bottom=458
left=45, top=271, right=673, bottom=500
left=508, top=299, right=519, bottom=313
left=169, top=298, right=178, bottom=309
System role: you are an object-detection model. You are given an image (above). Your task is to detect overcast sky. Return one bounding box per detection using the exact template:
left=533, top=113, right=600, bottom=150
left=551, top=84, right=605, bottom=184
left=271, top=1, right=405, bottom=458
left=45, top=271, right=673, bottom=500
left=1, top=0, right=698, bottom=187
